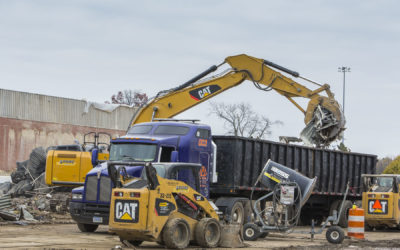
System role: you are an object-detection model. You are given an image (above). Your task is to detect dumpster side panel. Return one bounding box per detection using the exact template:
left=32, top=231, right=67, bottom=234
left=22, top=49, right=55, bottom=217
left=211, top=136, right=377, bottom=196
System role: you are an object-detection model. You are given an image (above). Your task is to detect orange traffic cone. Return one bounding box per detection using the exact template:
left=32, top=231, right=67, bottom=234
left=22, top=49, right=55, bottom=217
left=348, top=205, right=365, bottom=239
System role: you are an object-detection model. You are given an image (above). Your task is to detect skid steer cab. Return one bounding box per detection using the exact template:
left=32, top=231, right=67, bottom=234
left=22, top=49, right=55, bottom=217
left=362, top=174, right=400, bottom=229
left=108, top=161, right=242, bottom=249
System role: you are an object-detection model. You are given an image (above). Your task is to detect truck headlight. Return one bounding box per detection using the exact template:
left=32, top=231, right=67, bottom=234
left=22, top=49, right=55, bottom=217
left=72, top=193, right=83, bottom=201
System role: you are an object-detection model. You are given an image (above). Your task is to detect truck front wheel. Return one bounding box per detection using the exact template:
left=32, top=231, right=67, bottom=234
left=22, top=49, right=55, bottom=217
left=77, top=223, right=99, bottom=232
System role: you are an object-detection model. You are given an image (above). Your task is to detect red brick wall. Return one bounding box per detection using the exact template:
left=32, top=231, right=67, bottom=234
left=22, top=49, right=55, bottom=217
left=0, top=117, right=125, bottom=172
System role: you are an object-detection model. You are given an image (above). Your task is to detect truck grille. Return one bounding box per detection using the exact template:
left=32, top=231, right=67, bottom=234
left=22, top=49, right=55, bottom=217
left=99, top=176, right=112, bottom=202
left=85, top=176, right=98, bottom=201
left=85, top=175, right=112, bottom=202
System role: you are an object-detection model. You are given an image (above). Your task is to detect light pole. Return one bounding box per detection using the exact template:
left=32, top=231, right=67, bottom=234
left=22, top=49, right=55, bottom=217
left=338, top=66, right=350, bottom=144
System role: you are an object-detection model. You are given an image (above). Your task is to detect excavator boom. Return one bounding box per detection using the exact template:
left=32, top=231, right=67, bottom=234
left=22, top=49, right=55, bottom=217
left=129, top=54, right=345, bottom=146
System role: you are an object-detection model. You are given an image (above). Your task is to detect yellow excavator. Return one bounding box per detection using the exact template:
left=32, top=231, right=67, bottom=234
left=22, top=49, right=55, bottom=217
left=47, top=54, right=345, bottom=187
left=129, top=54, right=345, bottom=146
left=45, top=132, right=110, bottom=186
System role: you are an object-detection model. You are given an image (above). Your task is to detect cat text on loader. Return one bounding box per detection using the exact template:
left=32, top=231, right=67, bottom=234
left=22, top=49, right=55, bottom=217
left=362, top=174, right=400, bottom=229
left=107, top=161, right=244, bottom=249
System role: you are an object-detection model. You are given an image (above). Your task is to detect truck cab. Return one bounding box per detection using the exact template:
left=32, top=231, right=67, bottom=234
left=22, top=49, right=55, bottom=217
left=362, top=174, right=400, bottom=229
left=69, top=121, right=215, bottom=232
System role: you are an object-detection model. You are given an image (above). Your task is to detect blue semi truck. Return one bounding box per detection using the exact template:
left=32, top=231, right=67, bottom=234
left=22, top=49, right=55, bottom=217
left=69, top=121, right=241, bottom=232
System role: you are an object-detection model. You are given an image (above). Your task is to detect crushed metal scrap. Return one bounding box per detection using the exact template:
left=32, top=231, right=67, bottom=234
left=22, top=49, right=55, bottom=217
left=0, top=193, right=73, bottom=224
left=0, top=147, right=74, bottom=225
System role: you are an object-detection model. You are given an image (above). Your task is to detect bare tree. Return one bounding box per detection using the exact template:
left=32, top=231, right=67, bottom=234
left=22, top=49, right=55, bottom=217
left=210, top=102, right=282, bottom=139
left=107, top=90, right=148, bottom=107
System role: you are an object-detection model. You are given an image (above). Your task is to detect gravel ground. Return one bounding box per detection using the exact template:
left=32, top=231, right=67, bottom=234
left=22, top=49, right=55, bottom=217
left=1, top=224, right=400, bottom=249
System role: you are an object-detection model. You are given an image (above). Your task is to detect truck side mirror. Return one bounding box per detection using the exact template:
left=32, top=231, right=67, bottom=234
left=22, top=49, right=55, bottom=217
left=91, top=148, right=99, bottom=167
left=171, top=151, right=179, bottom=162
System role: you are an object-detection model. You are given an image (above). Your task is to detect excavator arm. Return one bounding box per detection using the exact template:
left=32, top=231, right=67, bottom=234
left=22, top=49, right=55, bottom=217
left=129, top=54, right=345, bottom=146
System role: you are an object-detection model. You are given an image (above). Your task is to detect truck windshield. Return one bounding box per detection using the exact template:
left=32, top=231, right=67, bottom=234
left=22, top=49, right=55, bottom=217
left=109, top=143, right=157, bottom=162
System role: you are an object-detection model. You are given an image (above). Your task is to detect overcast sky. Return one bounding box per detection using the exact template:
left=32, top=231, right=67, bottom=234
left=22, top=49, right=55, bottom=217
left=0, top=0, right=398, bottom=158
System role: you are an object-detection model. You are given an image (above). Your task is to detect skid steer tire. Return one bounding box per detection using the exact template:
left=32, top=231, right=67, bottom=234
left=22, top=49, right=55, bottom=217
left=195, top=218, right=221, bottom=248
left=163, top=218, right=190, bottom=249
left=243, top=223, right=261, bottom=241
left=77, top=223, right=98, bottom=232
left=326, top=226, right=344, bottom=244
left=230, top=201, right=244, bottom=224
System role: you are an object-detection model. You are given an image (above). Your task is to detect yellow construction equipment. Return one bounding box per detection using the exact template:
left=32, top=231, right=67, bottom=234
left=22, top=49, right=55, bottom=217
left=45, top=132, right=110, bottom=186
left=129, top=54, right=345, bottom=146
left=362, top=174, right=400, bottom=229
left=108, top=162, right=243, bottom=248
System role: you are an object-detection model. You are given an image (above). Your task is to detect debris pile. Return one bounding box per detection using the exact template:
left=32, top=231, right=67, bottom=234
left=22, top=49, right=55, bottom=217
left=5, top=147, right=51, bottom=196
left=0, top=192, right=72, bottom=224
left=0, top=147, right=73, bottom=224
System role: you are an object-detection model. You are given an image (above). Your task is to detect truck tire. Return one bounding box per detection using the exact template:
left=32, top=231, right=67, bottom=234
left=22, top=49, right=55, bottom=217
left=77, top=223, right=98, bottom=232
left=243, top=200, right=253, bottom=223
left=326, top=225, right=344, bottom=244
left=195, top=218, right=221, bottom=248
left=229, top=201, right=244, bottom=224
left=243, top=223, right=261, bottom=241
left=163, top=218, right=190, bottom=249
left=338, top=200, right=352, bottom=228
left=329, top=200, right=341, bottom=216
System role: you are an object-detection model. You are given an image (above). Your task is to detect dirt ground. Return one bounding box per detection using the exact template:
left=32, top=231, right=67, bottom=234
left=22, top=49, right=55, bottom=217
left=1, top=223, right=400, bottom=249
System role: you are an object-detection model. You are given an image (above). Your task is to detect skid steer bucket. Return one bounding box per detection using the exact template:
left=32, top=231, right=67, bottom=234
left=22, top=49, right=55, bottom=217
left=219, top=223, right=246, bottom=248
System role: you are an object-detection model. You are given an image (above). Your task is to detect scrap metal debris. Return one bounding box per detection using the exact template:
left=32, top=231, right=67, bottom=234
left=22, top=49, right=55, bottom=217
left=301, top=105, right=345, bottom=147
left=7, top=147, right=52, bottom=196
left=0, top=193, right=72, bottom=224
left=0, top=147, right=73, bottom=224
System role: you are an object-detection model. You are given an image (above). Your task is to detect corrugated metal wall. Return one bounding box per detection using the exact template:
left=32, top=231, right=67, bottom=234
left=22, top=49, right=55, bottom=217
left=0, top=88, right=138, bottom=171
left=0, top=88, right=136, bottom=130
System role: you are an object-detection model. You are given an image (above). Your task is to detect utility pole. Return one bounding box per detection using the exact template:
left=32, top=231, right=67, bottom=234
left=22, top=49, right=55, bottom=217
left=338, top=66, right=350, bottom=144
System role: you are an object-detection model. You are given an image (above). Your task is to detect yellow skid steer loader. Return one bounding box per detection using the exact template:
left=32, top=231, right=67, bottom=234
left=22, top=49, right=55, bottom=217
left=107, top=162, right=243, bottom=249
